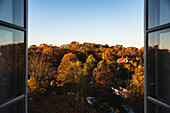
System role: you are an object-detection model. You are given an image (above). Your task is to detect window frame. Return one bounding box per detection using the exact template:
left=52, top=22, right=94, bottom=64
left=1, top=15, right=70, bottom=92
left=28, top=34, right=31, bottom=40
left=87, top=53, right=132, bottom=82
left=0, top=0, right=28, bottom=113
left=144, top=0, right=170, bottom=112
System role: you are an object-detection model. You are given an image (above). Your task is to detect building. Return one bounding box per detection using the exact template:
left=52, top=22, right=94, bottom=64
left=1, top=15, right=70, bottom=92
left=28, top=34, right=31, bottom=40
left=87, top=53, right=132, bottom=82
left=117, top=56, right=132, bottom=63
left=145, top=0, right=170, bottom=112
left=0, top=0, right=28, bottom=113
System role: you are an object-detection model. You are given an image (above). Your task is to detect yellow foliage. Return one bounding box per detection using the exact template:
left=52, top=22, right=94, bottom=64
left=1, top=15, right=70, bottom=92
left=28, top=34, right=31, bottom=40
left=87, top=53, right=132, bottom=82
left=57, top=61, right=82, bottom=85
left=42, top=47, right=53, bottom=55
left=133, top=62, right=138, bottom=67
left=102, top=48, right=116, bottom=61
left=129, top=72, right=144, bottom=97
left=97, top=60, right=106, bottom=68
left=58, top=53, right=78, bottom=77
left=28, top=77, right=48, bottom=96
left=50, top=80, right=56, bottom=86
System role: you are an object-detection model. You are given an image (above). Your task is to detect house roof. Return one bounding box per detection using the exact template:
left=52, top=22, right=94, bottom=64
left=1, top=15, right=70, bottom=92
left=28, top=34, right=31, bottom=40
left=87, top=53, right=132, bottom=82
left=117, top=57, right=132, bottom=63
left=117, top=58, right=125, bottom=62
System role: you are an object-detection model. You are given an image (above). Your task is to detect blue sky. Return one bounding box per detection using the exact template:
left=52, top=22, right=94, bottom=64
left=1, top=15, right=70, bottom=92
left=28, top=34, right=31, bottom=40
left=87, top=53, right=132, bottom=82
left=28, top=0, right=144, bottom=48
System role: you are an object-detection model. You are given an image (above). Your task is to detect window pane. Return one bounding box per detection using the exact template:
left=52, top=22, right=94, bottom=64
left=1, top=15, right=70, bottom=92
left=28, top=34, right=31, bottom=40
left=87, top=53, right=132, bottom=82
left=0, top=0, right=24, bottom=27
left=148, top=0, right=170, bottom=28
left=0, top=99, right=25, bottom=113
left=157, top=105, right=170, bottom=113
left=148, top=101, right=170, bottom=113
left=148, top=28, right=170, bottom=104
left=0, top=26, right=25, bottom=104
left=147, top=101, right=156, bottom=113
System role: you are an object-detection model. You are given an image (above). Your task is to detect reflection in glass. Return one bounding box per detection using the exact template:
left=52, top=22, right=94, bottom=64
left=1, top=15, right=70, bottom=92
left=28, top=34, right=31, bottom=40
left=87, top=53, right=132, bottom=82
left=148, top=101, right=170, bottom=113
left=0, top=26, right=25, bottom=104
left=0, top=0, right=24, bottom=27
left=0, top=99, right=25, bottom=113
left=148, top=0, right=170, bottom=28
left=147, top=101, right=156, bottom=113
left=157, top=105, right=170, bottom=113
left=148, top=28, right=170, bottom=104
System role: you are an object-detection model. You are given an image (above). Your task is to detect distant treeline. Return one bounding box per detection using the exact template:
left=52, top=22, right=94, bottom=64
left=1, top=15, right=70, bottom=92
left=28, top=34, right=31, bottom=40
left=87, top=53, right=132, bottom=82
left=28, top=41, right=144, bottom=113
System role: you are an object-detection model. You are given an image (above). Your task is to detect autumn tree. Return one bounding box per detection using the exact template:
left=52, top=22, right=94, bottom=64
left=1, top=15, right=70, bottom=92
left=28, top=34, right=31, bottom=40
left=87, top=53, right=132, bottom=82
left=113, top=64, right=129, bottom=87
left=93, top=60, right=114, bottom=88
left=28, top=54, right=55, bottom=96
left=102, top=48, right=116, bottom=61
left=92, top=68, right=110, bottom=88
left=97, top=60, right=115, bottom=76
left=28, top=76, right=48, bottom=97
left=58, top=53, right=78, bottom=74
left=42, top=47, right=53, bottom=56
left=97, top=60, right=107, bottom=69
left=114, top=44, right=123, bottom=53
left=57, top=61, right=82, bottom=85
left=28, top=54, right=55, bottom=81
left=83, top=55, right=97, bottom=76
left=126, top=65, right=144, bottom=113
left=129, top=65, right=144, bottom=97
left=53, top=48, right=67, bottom=67
left=57, top=53, right=79, bottom=85
left=27, top=42, right=144, bottom=112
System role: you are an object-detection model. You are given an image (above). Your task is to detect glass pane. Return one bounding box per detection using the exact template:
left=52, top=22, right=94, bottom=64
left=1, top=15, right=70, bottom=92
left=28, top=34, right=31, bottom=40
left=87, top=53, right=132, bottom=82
left=148, top=101, right=170, bottom=113
left=0, top=99, right=25, bottom=113
left=148, top=0, right=170, bottom=28
left=0, top=26, right=25, bottom=104
left=148, top=28, right=170, bottom=104
left=147, top=101, right=156, bottom=113
left=0, top=0, right=24, bottom=27
left=157, top=105, right=170, bottom=113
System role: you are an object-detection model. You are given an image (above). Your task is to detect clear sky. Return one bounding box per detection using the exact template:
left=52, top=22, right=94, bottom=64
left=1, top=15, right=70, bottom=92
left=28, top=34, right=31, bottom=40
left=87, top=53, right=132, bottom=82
left=28, top=0, right=144, bottom=49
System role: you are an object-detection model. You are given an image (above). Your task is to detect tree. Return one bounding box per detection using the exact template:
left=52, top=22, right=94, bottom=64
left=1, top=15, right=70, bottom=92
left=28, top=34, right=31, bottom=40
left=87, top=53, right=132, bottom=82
left=57, top=61, right=82, bottom=84
left=102, top=48, right=116, bottom=61
left=42, top=47, right=53, bottom=56
left=28, top=54, right=55, bottom=96
left=129, top=65, right=144, bottom=96
left=126, top=65, right=144, bottom=113
left=28, top=76, right=48, bottom=97
left=57, top=53, right=80, bottom=85
left=28, top=54, right=55, bottom=81
left=74, top=55, right=97, bottom=105
left=104, top=62, right=129, bottom=87
left=83, top=55, right=97, bottom=76
left=97, top=60, right=114, bottom=75
left=94, top=71, right=110, bottom=88
left=27, top=42, right=145, bottom=112
left=58, top=53, right=78, bottom=76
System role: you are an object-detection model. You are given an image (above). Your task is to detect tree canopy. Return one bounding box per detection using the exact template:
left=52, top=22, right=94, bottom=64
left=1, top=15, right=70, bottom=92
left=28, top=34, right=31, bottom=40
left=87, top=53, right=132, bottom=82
left=28, top=41, right=144, bottom=112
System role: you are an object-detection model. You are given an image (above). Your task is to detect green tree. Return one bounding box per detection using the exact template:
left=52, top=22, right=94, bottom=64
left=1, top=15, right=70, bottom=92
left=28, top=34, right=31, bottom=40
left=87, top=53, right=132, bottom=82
left=83, top=55, right=97, bottom=76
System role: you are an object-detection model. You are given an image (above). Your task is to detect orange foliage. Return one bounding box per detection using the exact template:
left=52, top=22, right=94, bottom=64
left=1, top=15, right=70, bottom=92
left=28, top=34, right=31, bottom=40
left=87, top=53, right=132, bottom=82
left=58, top=53, right=78, bottom=75
left=28, top=77, right=48, bottom=97
left=95, top=71, right=110, bottom=88
left=102, top=48, right=116, bottom=61
left=27, top=42, right=144, bottom=112
left=57, top=53, right=80, bottom=85
left=93, top=68, right=110, bottom=88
